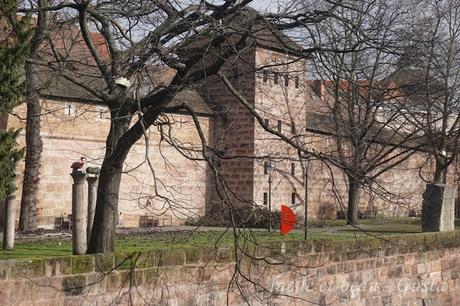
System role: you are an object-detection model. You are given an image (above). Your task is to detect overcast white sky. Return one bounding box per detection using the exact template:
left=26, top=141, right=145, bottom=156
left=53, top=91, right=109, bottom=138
left=250, top=0, right=278, bottom=11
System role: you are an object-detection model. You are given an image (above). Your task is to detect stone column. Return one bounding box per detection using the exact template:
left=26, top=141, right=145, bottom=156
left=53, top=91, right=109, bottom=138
left=2, top=195, right=16, bottom=250
left=86, top=175, right=98, bottom=245
left=71, top=171, right=87, bottom=255
left=422, top=183, right=456, bottom=232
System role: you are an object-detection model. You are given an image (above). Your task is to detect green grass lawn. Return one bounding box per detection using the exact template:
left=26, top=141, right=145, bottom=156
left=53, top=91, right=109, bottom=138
left=0, top=230, right=349, bottom=260
left=0, top=217, right=459, bottom=260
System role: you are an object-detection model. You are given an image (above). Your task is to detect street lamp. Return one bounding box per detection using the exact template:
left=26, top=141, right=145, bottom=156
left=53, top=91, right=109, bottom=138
left=300, top=154, right=312, bottom=240
left=303, top=158, right=310, bottom=240
left=267, top=160, right=275, bottom=232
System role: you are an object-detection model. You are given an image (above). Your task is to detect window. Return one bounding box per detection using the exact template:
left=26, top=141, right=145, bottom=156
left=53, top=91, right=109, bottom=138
left=262, top=70, right=268, bottom=82
left=264, top=161, right=268, bottom=175
left=284, top=75, right=289, bottom=87
left=291, top=163, right=295, bottom=176
left=264, top=118, right=269, bottom=127
left=291, top=122, right=296, bottom=134
left=277, top=120, right=282, bottom=133
left=65, top=104, right=75, bottom=116
left=295, top=76, right=299, bottom=88
left=96, top=106, right=104, bottom=120
left=291, top=192, right=296, bottom=205
left=274, top=72, right=279, bottom=84
left=263, top=192, right=268, bottom=206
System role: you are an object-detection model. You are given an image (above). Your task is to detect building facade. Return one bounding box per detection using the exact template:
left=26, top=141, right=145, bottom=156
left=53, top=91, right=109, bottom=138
left=1, top=27, right=450, bottom=229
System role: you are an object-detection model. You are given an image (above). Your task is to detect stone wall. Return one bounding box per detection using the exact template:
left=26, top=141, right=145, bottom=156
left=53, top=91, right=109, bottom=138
left=252, top=48, right=310, bottom=217
left=5, top=44, right=459, bottom=227
left=7, top=99, right=210, bottom=227
left=249, top=47, right=437, bottom=220
left=204, top=47, right=257, bottom=213
left=302, top=149, right=433, bottom=220
left=0, top=231, right=459, bottom=305
left=302, top=134, right=458, bottom=220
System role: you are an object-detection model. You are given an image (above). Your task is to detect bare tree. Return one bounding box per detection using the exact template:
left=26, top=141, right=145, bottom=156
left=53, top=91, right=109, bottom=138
left=391, top=0, right=460, bottom=184
left=307, top=0, right=424, bottom=225
left=9, top=1, right=453, bottom=304
left=16, top=0, right=347, bottom=252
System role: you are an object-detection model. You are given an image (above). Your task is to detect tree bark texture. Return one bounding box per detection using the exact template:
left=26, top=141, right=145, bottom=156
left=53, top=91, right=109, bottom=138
left=19, top=63, right=43, bottom=231
left=346, top=177, right=361, bottom=225
left=87, top=114, right=131, bottom=254
left=433, top=158, right=447, bottom=184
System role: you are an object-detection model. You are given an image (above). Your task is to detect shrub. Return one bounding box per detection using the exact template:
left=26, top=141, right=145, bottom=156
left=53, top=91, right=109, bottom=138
left=185, top=206, right=280, bottom=229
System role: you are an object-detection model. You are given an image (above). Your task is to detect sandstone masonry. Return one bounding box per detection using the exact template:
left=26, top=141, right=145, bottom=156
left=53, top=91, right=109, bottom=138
left=0, top=232, right=459, bottom=305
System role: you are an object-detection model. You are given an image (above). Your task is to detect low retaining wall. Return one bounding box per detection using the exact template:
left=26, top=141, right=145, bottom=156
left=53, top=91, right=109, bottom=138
left=0, top=232, right=460, bottom=305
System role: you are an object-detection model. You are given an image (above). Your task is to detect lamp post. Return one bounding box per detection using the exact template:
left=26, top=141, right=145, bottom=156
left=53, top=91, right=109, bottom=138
left=304, top=159, right=310, bottom=240
left=267, top=160, right=275, bottom=232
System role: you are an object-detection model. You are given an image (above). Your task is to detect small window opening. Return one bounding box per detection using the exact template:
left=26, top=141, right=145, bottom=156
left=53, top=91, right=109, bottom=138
left=262, top=70, right=268, bottom=82
left=65, top=104, right=75, bottom=116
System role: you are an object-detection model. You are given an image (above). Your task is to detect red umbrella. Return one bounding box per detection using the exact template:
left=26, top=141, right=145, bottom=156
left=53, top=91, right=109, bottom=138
left=280, top=205, right=296, bottom=235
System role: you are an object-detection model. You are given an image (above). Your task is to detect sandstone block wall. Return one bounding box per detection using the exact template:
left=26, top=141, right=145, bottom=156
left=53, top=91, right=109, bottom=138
left=5, top=44, right=457, bottom=228
left=7, top=100, right=210, bottom=228
left=204, top=48, right=257, bottom=213
left=252, top=48, right=310, bottom=217
left=250, top=48, right=434, bottom=220
left=0, top=231, right=459, bottom=305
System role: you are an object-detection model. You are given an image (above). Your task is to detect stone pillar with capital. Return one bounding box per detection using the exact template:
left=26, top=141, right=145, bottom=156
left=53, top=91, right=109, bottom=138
left=86, top=175, right=98, bottom=245
left=3, top=195, right=16, bottom=250
left=71, top=171, right=87, bottom=255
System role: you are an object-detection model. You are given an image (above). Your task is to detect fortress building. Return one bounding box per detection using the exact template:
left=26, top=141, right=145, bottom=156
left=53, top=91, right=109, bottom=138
left=1, top=16, right=449, bottom=228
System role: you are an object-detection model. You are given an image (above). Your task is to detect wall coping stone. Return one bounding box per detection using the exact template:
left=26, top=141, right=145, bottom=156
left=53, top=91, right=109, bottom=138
left=0, top=231, right=459, bottom=281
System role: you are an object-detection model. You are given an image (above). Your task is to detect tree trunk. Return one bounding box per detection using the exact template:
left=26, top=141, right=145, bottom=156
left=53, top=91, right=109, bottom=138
left=346, top=177, right=361, bottom=225
left=433, top=159, right=447, bottom=184
left=19, top=63, right=43, bottom=231
left=87, top=111, right=131, bottom=254
left=86, top=160, right=123, bottom=253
